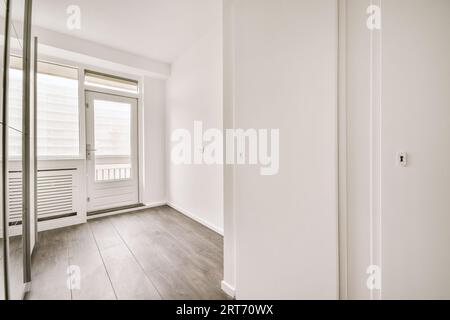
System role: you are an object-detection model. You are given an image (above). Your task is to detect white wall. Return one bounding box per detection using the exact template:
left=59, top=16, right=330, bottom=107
left=33, top=23, right=171, bottom=78
left=0, top=18, right=171, bottom=78
left=143, top=77, right=167, bottom=205
left=344, top=0, right=450, bottom=299
left=224, top=0, right=339, bottom=299
left=167, top=22, right=224, bottom=233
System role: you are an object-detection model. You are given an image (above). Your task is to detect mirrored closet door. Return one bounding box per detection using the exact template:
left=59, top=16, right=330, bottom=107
left=1, top=0, right=35, bottom=300
left=0, top=0, right=7, bottom=302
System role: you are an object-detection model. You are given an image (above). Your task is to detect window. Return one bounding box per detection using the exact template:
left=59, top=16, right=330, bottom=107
left=9, top=57, right=80, bottom=159
left=84, top=70, right=139, bottom=94
left=94, top=100, right=131, bottom=157
left=94, top=99, right=132, bottom=181
left=8, top=67, right=23, bottom=158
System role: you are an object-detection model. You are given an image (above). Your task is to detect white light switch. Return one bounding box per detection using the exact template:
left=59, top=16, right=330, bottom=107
left=397, top=152, right=408, bottom=167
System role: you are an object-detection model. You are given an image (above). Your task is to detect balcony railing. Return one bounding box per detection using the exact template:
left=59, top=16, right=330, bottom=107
left=95, top=164, right=131, bottom=182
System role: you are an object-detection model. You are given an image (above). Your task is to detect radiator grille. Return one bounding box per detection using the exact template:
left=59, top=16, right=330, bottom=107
left=8, top=170, right=77, bottom=224
left=37, top=174, right=74, bottom=219
left=8, top=174, right=23, bottom=225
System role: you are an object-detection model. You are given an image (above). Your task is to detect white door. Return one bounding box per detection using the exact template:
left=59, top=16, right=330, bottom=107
left=85, top=91, right=139, bottom=213
left=344, top=0, right=450, bottom=299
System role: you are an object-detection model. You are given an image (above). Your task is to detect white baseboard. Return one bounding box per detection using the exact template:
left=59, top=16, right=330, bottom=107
left=39, top=215, right=85, bottom=233
left=6, top=214, right=85, bottom=236
left=144, top=201, right=168, bottom=208
left=87, top=202, right=167, bottom=221
left=221, top=280, right=236, bottom=298
left=167, top=202, right=224, bottom=236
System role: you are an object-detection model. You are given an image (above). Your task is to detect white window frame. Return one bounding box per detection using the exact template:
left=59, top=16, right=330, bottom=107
left=38, top=61, right=84, bottom=161
left=8, top=49, right=85, bottom=161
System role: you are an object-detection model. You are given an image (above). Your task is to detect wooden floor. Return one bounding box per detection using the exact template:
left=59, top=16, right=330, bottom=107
left=1, top=236, right=24, bottom=300
left=26, top=206, right=228, bottom=300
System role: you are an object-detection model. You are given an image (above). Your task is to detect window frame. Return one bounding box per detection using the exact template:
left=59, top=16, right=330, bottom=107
left=37, top=64, right=85, bottom=161
left=8, top=52, right=85, bottom=161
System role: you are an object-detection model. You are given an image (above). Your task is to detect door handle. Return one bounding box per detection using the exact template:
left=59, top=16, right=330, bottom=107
left=86, top=144, right=97, bottom=160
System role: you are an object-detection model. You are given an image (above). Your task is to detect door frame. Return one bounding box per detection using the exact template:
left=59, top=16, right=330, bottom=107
left=337, top=0, right=384, bottom=300
left=337, top=0, right=348, bottom=301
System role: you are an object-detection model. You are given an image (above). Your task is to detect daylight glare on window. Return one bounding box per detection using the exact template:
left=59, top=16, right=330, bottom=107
left=8, top=61, right=80, bottom=159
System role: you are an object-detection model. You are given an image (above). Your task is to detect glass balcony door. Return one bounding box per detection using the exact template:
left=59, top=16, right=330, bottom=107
left=85, top=91, right=139, bottom=214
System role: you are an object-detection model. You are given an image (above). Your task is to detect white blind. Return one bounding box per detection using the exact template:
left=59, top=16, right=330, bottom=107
left=8, top=69, right=23, bottom=157
left=85, top=70, right=138, bottom=94
left=8, top=60, right=80, bottom=158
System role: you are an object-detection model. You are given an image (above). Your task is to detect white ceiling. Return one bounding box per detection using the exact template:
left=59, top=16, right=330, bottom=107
left=12, top=0, right=222, bottom=63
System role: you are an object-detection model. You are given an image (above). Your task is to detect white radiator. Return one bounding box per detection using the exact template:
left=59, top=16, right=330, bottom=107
left=8, top=169, right=78, bottom=225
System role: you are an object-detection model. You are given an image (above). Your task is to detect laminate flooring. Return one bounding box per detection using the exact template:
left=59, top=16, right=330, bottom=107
left=25, top=206, right=228, bottom=300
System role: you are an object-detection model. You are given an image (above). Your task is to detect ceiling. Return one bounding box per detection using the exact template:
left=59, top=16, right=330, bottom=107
left=10, top=0, right=222, bottom=63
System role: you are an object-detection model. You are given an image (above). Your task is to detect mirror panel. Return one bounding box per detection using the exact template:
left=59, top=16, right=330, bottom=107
left=7, top=0, right=26, bottom=300
left=0, top=0, right=6, bottom=302
left=0, top=0, right=35, bottom=300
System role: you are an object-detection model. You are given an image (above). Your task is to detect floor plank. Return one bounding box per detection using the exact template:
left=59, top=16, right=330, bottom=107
left=67, top=224, right=116, bottom=300
left=69, top=248, right=116, bottom=300
left=0, top=241, right=4, bottom=300
left=28, top=248, right=71, bottom=300
left=9, top=236, right=24, bottom=300
left=28, top=228, right=71, bottom=300
left=90, top=218, right=161, bottom=300
left=110, top=212, right=204, bottom=300
left=100, top=244, right=162, bottom=300
left=89, top=218, right=123, bottom=251
left=121, top=233, right=204, bottom=300
left=136, top=211, right=226, bottom=299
